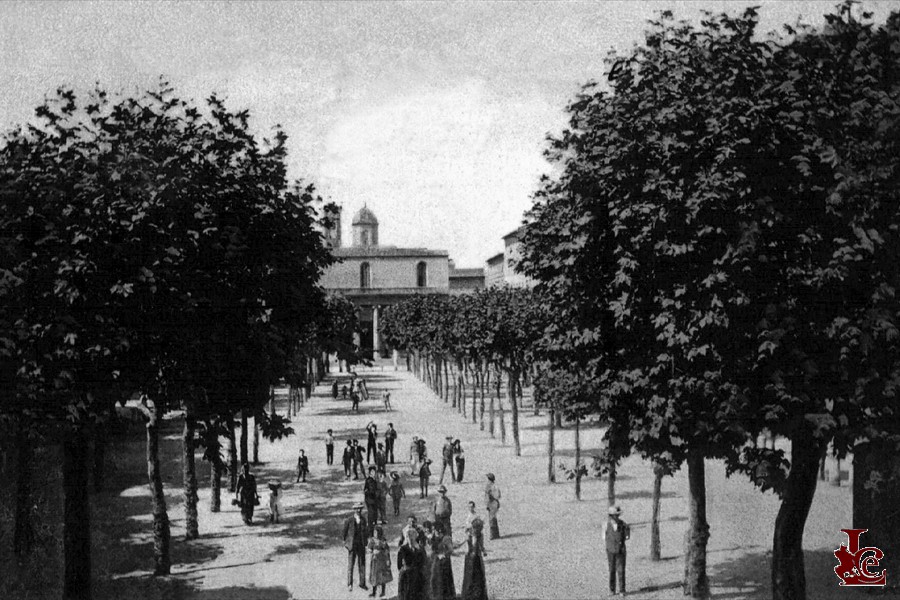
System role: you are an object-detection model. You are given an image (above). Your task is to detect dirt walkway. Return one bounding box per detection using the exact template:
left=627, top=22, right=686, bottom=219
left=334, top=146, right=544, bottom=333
left=109, top=362, right=859, bottom=599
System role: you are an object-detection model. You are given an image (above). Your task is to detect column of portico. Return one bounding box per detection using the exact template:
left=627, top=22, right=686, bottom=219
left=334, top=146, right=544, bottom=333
left=373, top=305, right=381, bottom=354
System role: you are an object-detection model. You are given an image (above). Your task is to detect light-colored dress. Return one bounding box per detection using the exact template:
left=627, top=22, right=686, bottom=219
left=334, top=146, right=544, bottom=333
left=368, top=537, right=393, bottom=586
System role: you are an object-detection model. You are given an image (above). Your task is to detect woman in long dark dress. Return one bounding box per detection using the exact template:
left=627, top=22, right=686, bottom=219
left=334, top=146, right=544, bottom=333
left=461, top=517, right=488, bottom=600
left=234, top=463, right=259, bottom=525
left=397, top=528, right=425, bottom=600
left=429, top=522, right=456, bottom=600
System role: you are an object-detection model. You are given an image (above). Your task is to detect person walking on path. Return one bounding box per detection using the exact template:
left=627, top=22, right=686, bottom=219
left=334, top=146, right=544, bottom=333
left=353, top=439, right=365, bottom=480
left=431, top=485, right=453, bottom=540
left=367, top=525, right=393, bottom=597
left=364, top=466, right=380, bottom=535
left=351, top=390, right=361, bottom=411
left=342, top=503, right=369, bottom=592
left=382, top=390, right=392, bottom=411
left=342, top=384, right=349, bottom=400
left=375, top=443, right=388, bottom=474
left=409, top=436, right=420, bottom=475
left=376, top=470, right=389, bottom=524
left=484, top=473, right=501, bottom=540
left=366, top=422, right=379, bottom=463
left=460, top=516, right=488, bottom=600
left=453, top=440, right=466, bottom=482
left=342, top=440, right=355, bottom=480
left=295, top=449, right=309, bottom=483
left=389, top=472, right=406, bottom=516
left=604, top=505, right=630, bottom=597
left=429, top=521, right=456, bottom=600
left=385, top=423, right=397, bottom=464
left=235, top=463, right=260, bottom=525
left=439, top=436, right=455, bottom=485
left=419, top=459, right=433, bottom=498
left=325, top=429, right=335, bottom=465
left=267, top=482, right=283, bottom=524
left=331, top=380, right=339, bottom=399
left=397, top=523, right=425, bottom=600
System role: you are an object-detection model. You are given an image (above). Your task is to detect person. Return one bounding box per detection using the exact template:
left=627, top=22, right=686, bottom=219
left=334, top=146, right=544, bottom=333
left=325, top=429, right=335, bottom=466
left=359, top=377, right=370, bottom=401
left=342, top=384, right=349, bottom=399
left=460, top=516, right=488, bottom=600
left=419, top=459, right=433, bottom=498
left=397, top=523, right=425, bottom=600
left=342, top=503, right=369, bottom=592
left=351, top=390, right=360, bottom=411
left=234, top=463, right=259, bottom=525
left=409, top=436, right=420, bottom=475
left=375, top=443, right=387, bottom=474
left=342, top=440, right=355, bottom=480
left=417, top=437, right=428, bottom=467
left=367, top=525, right=393, bottom=597
left=389, top=472, right=406, bottom=516
left=382, top=390, right=392, bottom=411
left=267, top=481, right=283, bottom=524
left=453, top=440, right=466, bottom=482
left=364, top=466, right=380, bottom=535
left=353, top=439, right=365, bottom=479
left=604, top=505, right=630, bottom=597
left=463, top=500, right=480, bottom=534
left=376, top=470, right=389, bottom=524
left=385, top=423, right=397, bottom=463
left=332, top=379, right=339, bottom=399
left=296, top=448, right=309, bottom=483
left=420, top=520, right=436, bottom=594
left=439, top=436, right=455, bottom=485
left=429, top=522, right=456, bottom=600
left=484, top=473, right=501, bottom=539
left=431, top=485, right=453, bottom=540
left=366, top=422, right=378, bottom=463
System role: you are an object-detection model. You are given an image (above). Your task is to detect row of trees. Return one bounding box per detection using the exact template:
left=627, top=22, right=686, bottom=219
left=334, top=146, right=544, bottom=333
left=518, top=5, right=900, bottom=600
left=0, top=83, right=359, bottom=598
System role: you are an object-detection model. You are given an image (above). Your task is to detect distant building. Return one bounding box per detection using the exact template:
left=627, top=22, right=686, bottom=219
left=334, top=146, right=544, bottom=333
left=320, top=205, right=483, bottom=353
left=484, top=226, right=536, bottom=288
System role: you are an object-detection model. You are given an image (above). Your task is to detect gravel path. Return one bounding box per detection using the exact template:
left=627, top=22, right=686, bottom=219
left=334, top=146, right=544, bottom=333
left=112, top=361, right=861, bottom=599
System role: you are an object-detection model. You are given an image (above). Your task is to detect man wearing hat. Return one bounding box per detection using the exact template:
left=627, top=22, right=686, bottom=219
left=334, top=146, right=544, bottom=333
left=431, top=484, right=453, bottom=540
left=604, top=505, right=630, bottom=596
left=439, top=436, right=456, bottom=485
left=484, top=473, right=501, bottom=539
left=342, top=503, right=369, bottom=592
left=363, top=466, right=380, bottom=535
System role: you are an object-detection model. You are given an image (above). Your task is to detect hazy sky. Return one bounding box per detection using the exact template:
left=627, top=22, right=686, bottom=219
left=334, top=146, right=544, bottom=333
left=3, top=1, right=898, bottom=265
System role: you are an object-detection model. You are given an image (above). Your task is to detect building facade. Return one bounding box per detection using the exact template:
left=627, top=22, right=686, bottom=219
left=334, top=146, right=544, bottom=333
left=484, top=226, right=536, bottom=288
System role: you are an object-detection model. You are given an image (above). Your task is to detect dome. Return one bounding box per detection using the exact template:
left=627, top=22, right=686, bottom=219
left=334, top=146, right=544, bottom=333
left=351, top=205, right=379, bottom=226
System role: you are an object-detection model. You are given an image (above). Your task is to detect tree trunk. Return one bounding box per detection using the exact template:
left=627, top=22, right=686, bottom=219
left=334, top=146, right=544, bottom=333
left=819, top=454, right=826, bottom=481
left=548, top=409, right=556, bottom=483
left=853, top=439, right=899, bottom=592
left=650, top=462, right=664, bottom=561
left=574, top=415, right=581, bottom=501
left=479, top=370, right=485, bottom=431
left=210, top=456, right=222, bottom=513
left=252, top=410, right=260, bottom=465
left=491, top=372, right=500, bottom=438
left=227, top=417, right=238, bottom=493
left=499, top=402, right=506, bottom=445
left=607, top=462, right=617, bottom=505
left=92, top=419, right=107, bottom=493
left=240, top=410, right=249, bottom=466
left=555, top=410, right=563, bottom=429
left=183, top=414, right=199, bottom=541
left=14, top=420, right=34, bottom=556
left=472, top=371, right=478, bottom=425
left=508, top=371, right=521, bottom=457
left=683, top=451, right=710, bottom=598
left=145, top=403, right=171, bottom=575
left=444, top=361, right=450, bottom=402
left=63, top=427, right=91, bottom=600
left=771, top=432, right=823, bottom=600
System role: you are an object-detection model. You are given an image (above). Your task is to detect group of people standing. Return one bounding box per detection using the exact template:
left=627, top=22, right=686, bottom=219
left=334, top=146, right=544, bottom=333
left=409, top=435, right=467, bottom=498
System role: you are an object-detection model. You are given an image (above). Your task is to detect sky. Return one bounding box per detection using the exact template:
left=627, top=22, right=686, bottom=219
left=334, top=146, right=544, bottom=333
left=2, top=1, right=899, bottom=266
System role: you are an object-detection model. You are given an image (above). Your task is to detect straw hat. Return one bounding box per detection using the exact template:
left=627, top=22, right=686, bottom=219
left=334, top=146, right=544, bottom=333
left=438, top=485, right=447, bottom=493
left=608, top=505, right=622, bottom=516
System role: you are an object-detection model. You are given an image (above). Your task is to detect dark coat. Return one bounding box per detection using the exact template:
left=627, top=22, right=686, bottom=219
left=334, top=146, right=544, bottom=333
left=605, top=517, right=630, bottom=554
left=343, top=514, right=368, bottom=551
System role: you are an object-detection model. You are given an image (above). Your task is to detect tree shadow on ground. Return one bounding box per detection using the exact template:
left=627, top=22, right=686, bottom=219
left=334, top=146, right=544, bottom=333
left=613, top=489, right=678, bottom=501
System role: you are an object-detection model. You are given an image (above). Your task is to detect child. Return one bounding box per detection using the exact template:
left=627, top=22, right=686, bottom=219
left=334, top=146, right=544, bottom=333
left=341, top=384, right=348, bottom=399
left=389, top=472, right=406, bottom=516
left=267, top=481, right=283, bottom=523
left=419, top=459, right=432, bottom=498
left=296, top=449, right=309, bottom=483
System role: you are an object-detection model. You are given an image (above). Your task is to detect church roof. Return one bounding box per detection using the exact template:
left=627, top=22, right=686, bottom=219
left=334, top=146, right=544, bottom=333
left=351, top=205, right=379, bottom=226
left=333, top=246, right=448, bottom=258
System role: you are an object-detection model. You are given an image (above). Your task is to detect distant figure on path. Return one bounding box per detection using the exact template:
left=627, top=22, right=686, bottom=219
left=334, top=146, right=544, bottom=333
left=295, top=449, right=309, bottom=482
left=385, top=423, right=397, bottom=463
left=453, top=440, right=466, bottom=482
left=342, top=384, right=349, bottom=399
left=409, top=436, right=420, bottom=475
left=431, top=484, right=453, bottom=540
left=484, top=473, right=501, bottom=540
left=439, top=436, right=455, bottom=485
left=460, top=516, right=488, bottom=600
left=353, top=439, right=365, bottom=479
left=376, top=470, right=389, bottom=524
left=382, top=390, right=392, bottom=411
left=332, top=380, right=339, bottom=399
left=389, top=472, right=406, bottom=516
left=429, top=521, right=456, bottom=600
left=235, top=463, right=259, bottom=525
left=342, top=440, right=354, bottom=480
left=604, top=505, right=630, bottom=597
left=375, top=443, right=387, bottom=474
left=343, top=503, right=369, bottom=592
left=419, top=459, right=433, bottom=498
left=325, top=429, right=335, bottom=465
left=366, top=422, right=378, bottom=463
left=351, top=390, right=360, bottom=411
left=267, top=482, right=283, bottom=524
left=367, top=525, right=393, bottom=597
left=364, top=466, right=380, bottom=535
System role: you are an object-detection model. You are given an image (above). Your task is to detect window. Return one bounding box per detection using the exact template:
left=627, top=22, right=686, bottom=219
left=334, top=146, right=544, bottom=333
left=360, top=262, right=371, bottom=289
left=416, top=261, right=427, bottom=287
left=361, top=230, right=370, bottom=246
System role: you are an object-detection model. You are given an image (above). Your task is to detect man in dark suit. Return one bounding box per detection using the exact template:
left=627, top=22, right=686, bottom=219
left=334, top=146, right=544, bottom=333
left=342, top=440, right=354, bottom=480
left=342, top=503, right=369, bottom=592
left=604, top=505, right=630, bottom=596
left=363, top=466, right=379, bottom=535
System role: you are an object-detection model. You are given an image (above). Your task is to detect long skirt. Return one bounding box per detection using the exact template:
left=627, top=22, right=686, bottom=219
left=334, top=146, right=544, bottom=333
left=430, top=555, right=456, bottom=600
left=461, top=552, right=488, bottom=600
left=455, top=457, right=466, bottom=482
left=369, top=550, right=393, bottom=586
left=397, top=566, right=424, bottom=600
